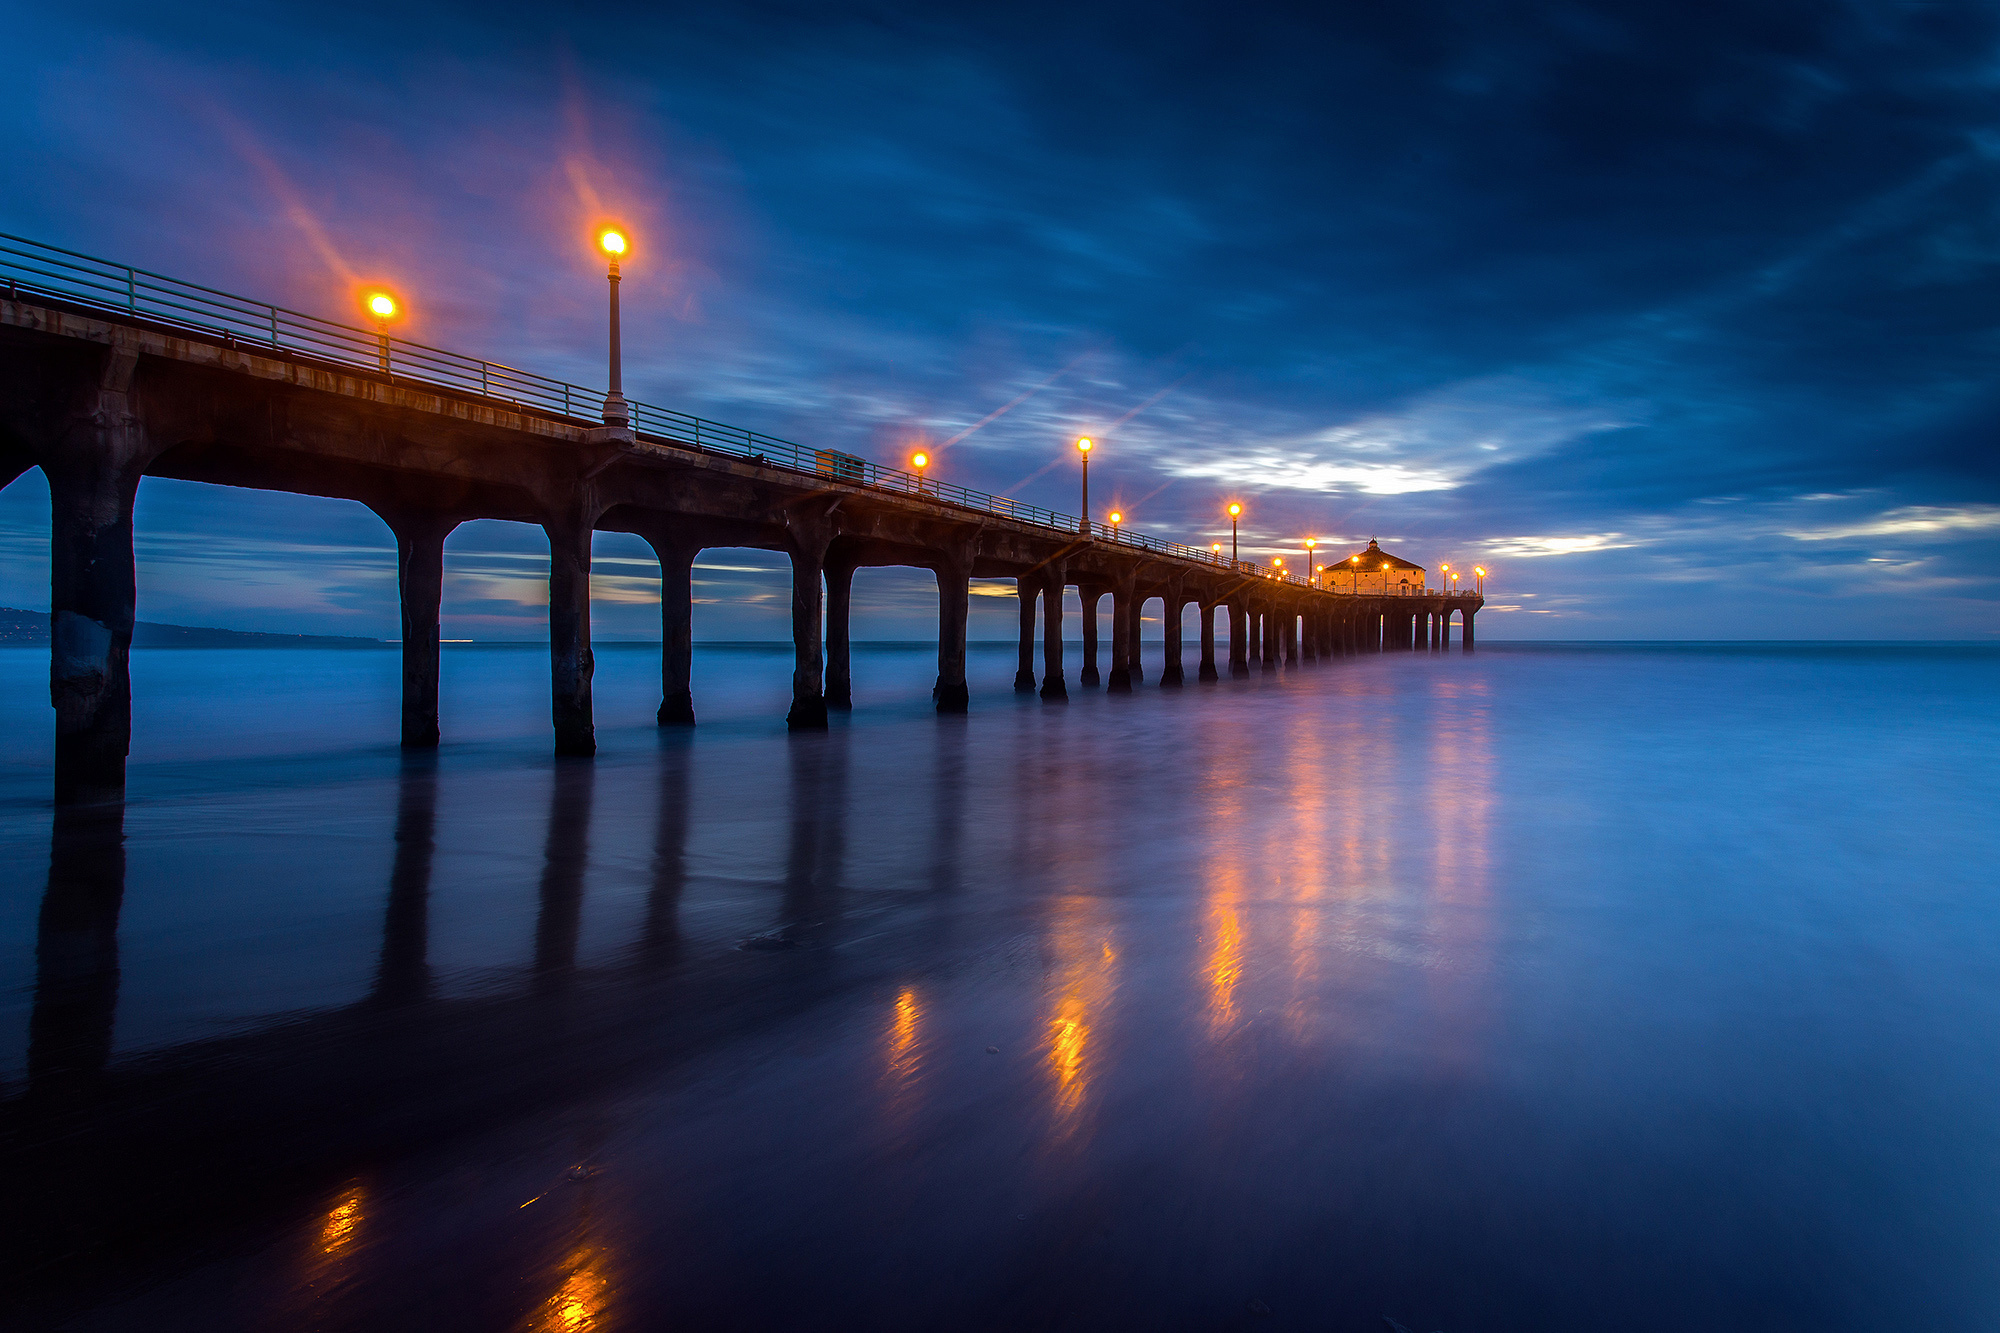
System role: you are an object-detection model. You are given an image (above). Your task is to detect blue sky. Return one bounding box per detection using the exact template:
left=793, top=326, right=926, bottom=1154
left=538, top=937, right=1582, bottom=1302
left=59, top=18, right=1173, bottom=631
left=3, top=0, right=1997, bottom=640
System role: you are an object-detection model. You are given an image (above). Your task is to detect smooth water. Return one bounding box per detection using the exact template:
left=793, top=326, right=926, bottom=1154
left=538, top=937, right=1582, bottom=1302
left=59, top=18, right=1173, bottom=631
left=2, top=641, right=1997, bottom=1331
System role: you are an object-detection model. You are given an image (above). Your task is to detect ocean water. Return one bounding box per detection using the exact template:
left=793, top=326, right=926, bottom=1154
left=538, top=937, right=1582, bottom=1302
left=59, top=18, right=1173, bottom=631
left=2, top=640, right=1998, bottom=1330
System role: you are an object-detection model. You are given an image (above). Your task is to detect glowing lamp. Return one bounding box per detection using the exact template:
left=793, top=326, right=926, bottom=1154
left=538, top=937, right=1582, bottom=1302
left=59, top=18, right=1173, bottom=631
left=912, top=452, right=928, bottom=469
left=1227, top=503, right=1241, bottom=517
left=599, top=229, right=627, bottom=256
left=1076, top=437, right=1093, bottom=453
left=366, top=293, right=397, bottom=319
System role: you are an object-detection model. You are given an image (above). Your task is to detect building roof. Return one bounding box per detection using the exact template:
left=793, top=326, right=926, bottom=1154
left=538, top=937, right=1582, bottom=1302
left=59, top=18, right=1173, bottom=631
left=1333, top=539, right=1425, bottom=573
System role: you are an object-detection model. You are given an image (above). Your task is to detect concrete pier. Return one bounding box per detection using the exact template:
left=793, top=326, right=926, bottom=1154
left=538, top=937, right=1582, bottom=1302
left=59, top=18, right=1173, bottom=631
left=0, top=289, right=1486, bottom=799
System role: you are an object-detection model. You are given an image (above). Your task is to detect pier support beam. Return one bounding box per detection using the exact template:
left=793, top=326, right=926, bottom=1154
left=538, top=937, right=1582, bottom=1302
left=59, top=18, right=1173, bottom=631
left=45, top=351, right=147, bottom=805
left=1015, top=577, right=1037, bottom=692
left=825, top=556, right=857, bottom=711
left=1039, top=566, right=1067, bottom=701
left=543, top=515, right=597, bottom=756
left=1127, top=591, right=1145, bottom=685
left=1440, top=610, right=1452, bottom=651
left=933, top=556, right=971, bottom=713
left=1261, top=607, right=1277, bottom=670
left=1283, top=611, right=1297, bottom=665
left=1301, top=611, right=1316, bottom=662
left=1463, top=607, right=1477, bottom=653
left=1199, top=603, right=1219, bottom=682
left=1080, top=588, right=1102, bottom=687
left=382, top=512, right=458, bottom=748
left=1106, top=579, right=1133, bottom=693
left=785, top=544, right=830, bottom=730
left=1162, top=596, right=1186, bottom=686
left=1229, top=602, right=1250, bottom=678
left=644, top=536, right=698, bottom=725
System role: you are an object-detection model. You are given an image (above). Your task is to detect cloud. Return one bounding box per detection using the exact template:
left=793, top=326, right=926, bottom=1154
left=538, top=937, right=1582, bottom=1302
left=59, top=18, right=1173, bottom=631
left=1782, top=505, right=2000, bottom=542
left=1480, top=533, right=1645, bottom=558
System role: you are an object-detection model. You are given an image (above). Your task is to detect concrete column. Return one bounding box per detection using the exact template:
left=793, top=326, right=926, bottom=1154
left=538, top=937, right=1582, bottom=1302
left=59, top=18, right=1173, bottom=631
left=647, top=537, right=698, bottom=725
left=543, top=516, right=596, bottom=757
left=1283, top=611, right=1298, bottom=665
left=1261, top=607, right=1278, bottom=670
left=1244, top=605, right=1260, bottom=667
left=1107, top=580, right=1133, bottom=693
left=933, top=557, right=971, bottom=714
left=46, top=458, right=142, bottom=805
left=1039, top=567, right=1067, bottom=701
left=1015, top=577, right=1038, bottom=692
left=387, top=514, right=458, bottom=748
left=1079, top=589, right=1102, bottom=687
left=1162, top=597, right=1186, bottom=686
left=44, top=349, right=146, bottom=806
left=1463, top=607, right=1477, bottom=653
left=1198, top=602, right=1219, bottom=682
left=1127, top=592, right=1145, bottom=685
left=786, top=545, right=829, bottom=730
left=825, top=557, right=857, bottom=711
left=1302, top=610, right=1317, bottom=662
left=1229, top=602, right=1250, bottom=677
left=1440, top=609, right=1452, bottom=650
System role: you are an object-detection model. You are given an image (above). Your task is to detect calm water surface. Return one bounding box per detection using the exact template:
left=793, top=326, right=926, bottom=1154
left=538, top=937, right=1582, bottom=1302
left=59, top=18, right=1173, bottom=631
left=2, top=641, right=1997, bottom=1330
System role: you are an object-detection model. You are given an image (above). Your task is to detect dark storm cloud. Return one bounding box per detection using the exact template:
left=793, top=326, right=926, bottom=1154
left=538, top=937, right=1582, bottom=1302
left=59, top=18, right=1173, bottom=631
left=3, top=0, right=1997, bottom=637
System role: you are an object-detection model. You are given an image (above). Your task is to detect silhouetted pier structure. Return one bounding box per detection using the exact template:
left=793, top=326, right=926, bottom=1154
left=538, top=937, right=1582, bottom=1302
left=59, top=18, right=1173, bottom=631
left=0, top=235, right=1481, bottom=803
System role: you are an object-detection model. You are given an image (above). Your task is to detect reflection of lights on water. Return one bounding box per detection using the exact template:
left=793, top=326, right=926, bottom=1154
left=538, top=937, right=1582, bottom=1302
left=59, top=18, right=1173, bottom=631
left=1208, top=905, right=1243, bottom=1030
left=887, top=987, right=921, bottom=1083
left=1043, top=900, right=1119, bottom=1132
left=1048, top=1012, right=1089, bottom=1119
left=535, top=1253, right=608, bottom=1333
left=319, top=1187, right=364, bottom=1255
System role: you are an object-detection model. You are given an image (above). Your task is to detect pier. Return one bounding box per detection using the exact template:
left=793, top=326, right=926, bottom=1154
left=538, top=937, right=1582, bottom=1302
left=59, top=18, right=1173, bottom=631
left=0, top=235, right=1482, bottom=804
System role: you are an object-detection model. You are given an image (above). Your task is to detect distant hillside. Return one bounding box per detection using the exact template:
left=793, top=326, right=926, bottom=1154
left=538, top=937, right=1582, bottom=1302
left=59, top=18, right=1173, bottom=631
left=0, top=608, right=385, bottom=648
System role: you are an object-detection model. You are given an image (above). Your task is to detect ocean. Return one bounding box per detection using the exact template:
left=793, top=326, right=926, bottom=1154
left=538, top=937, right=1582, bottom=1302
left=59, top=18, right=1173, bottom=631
left=2, top=640, right=1997, bottom=1330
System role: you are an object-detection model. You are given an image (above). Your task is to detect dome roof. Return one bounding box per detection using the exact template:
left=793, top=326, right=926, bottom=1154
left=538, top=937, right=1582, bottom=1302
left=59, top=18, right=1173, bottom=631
left=1335, top=539, right=1425, bottom=573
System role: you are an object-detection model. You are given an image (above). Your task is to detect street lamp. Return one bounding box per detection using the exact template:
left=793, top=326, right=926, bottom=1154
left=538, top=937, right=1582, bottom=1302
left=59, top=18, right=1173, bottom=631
left=598, top=228, right=630, bottom=431
left=1450, top=570, right=1460, bottom=592
left=912, top=450, right=929, bottom=495
left=1228, top=502, right=1242, bottom=565
left=1108, top=510, right=1123, bottom=542
left=1439, top=561, right=1450, bottom=595
left=1474, top=565, right=1485, bottom=595
left=1211, top=543, right=1223, bottom=563
left=1076, top=437, right=1093, bottom=534
left=364, top=291, right=397, bottom=373
left=1304, top=537, right=1317, bottom=587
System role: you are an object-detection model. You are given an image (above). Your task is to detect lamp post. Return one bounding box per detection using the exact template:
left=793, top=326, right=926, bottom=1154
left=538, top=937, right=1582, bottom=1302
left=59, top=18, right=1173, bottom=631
left=1211, top=542, right=1223, bottom=564
left=1451, top=570, right=1460, bottom=593
left=1474, top=566, right=1485, bottom=595
left=1108, top=510, right=1122, bottom=542
left=1272, top=556, right=1285, bottom=582
left=597, top=229, right=631, bottom=431
left=1382, top=562, right=1391, bottom=596
left=1076, top=437, right=1093, bottom=534
left=365, top=292, right=397, bottom=374
left=1304, top=537, right=1317, bottom=587
left=912, top=450, right=929, bottom=496
left=1228, top=503, right=1242, bottom=565
left=1439, top=562, right=1450, bottom=596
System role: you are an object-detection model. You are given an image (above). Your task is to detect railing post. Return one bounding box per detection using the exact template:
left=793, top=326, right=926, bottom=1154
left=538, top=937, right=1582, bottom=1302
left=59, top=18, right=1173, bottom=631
left=126, top=268, right=135, bottom=312
left=269, top=306, right=279, bottom=348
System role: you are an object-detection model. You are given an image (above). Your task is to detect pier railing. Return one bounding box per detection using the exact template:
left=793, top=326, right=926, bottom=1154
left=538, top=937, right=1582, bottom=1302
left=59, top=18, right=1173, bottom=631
left=0, top=233, right=1478, bottom=598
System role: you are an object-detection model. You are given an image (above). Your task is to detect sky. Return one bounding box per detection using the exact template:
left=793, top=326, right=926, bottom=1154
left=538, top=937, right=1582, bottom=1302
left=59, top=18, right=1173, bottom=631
left=3, top=0, right=1998, bottom=640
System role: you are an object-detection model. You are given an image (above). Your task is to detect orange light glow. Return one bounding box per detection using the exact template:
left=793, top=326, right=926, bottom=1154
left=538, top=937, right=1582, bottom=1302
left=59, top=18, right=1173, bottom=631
left=1228, top=503, right=1241, bottom=517
left=1076, top=436, right=1093, bottom=453
left=318, top=1186, right=364, bottom=1255
left=1109, top=511, right=1122, bottom=524
left=365, top=293, right=397, bottom=320
left=1272, top=556, right=1284, bottom=566
left=1474, top=566, right=1486, bottom=576
left=1211, top=543, right=1222, bottom=552
left=911, top=452, right=928, bottom=469
left=598, top=229, right=627, bottom=256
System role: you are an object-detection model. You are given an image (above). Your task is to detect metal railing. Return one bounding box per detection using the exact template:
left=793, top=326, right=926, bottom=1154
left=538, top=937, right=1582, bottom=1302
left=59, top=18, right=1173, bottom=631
left=0, top=232, right=1473, bottom=597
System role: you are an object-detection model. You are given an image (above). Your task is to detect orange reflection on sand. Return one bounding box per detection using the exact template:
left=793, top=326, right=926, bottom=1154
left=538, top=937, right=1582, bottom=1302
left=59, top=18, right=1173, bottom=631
left=888, top=987, right=920, bottom=1076
left=531, top=1247, right=609, bottom=1333
left=1044, top=897, right=1118, bottom=1132
left=1207, top=903, right=1244, bottom=1032
left=318, top=1186, right=364, bottom=1256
